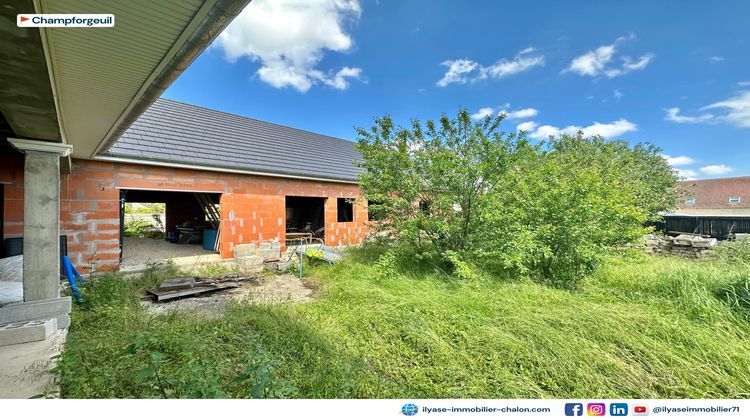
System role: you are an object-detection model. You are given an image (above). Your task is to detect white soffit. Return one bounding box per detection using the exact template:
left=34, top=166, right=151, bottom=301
left=38, top=0, right=208, bottom=159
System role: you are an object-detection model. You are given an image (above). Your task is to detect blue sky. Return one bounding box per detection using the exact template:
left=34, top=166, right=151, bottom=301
left=164, top=0, right=750, bottom=179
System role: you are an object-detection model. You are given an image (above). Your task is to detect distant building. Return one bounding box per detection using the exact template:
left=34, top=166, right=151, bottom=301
left=661, top=176, right=750, bottom=238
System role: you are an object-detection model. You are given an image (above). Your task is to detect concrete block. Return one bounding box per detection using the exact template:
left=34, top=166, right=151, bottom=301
left=57, top=314, right=71, bottom=329
left=0, top=297, right=72, bottom=326
left=255, top=249, right=277, bottom=260
left=0, top=318, right=57, bottom=346
left=233, top=244, right=257, bottom=258
left=275, top=261, right=291, bottom=272
left=259, top=242, right=271, bottom=250
left=270, top=241, right=281, bottom=251
left=236, top=255, right=264, bottom=273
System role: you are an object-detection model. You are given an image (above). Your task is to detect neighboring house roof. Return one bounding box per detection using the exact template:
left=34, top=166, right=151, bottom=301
left=676, top=176, right=750, bottom=212
left=102, top=99, right=362, bottom=183
left=664, top=209, right=750, bottom=217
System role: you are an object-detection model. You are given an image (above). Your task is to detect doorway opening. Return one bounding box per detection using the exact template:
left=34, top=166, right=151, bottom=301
left=119, top=189, right=221, bottom=269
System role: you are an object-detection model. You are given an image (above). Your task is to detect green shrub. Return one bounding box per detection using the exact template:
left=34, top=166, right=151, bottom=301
left=124, top=219, right=153, bottom=238
left=712, top=239, right=750, bottom=264
left=356, top=110, right=676, bottom=288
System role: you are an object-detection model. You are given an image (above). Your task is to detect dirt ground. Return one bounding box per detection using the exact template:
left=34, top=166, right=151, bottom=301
left=122, top=237, right=216, bottom=267
left=140, top=274, right=316, bottom=316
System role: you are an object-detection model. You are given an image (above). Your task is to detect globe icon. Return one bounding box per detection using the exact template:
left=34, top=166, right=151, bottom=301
left=401, top=403, right=419, bottom=416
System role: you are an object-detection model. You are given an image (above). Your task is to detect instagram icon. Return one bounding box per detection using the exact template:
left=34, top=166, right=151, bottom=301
left=587, top=403, right=606, bottom=416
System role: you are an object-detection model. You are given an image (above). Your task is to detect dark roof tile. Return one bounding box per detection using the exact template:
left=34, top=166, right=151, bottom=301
left=104, top=98, right=362, bottom=182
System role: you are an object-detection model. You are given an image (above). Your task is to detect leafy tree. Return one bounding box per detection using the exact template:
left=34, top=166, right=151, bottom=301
left=356, top=110, right=677, bottom=287
left=356, top=109, right=528, bottom=261
left=479, top=134, right=674, bottom=287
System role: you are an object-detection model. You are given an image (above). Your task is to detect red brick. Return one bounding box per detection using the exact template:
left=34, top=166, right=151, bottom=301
left=66, top=244, right=90, bottom=253
left=4, top=158, right=370, bottom=272
left=81, top=232, right=118, bottom=242
left=69, top=201, right=96, bottom=212
left=94, top=223, right=120, bottom=231
left=96, top=201, right=119, bottom=212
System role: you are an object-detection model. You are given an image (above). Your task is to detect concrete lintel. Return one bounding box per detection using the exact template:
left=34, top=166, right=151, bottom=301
left=8, top=137, right=72, bottom=156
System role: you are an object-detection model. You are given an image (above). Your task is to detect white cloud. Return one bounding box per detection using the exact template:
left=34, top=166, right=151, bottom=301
left=662, top=155, right=695, bottom=167
left=471, top=106, right=539, bottom=120
left=664, top=107, right=715, bottom=124
left=216, top=0, right=363, bottom=92
left=567, top=44, right=615, bottom=77
left=437, top=59, right=479, bottom=87
left=437, top=48, right=544, bottom=86
left=613, top=89, right=623, bottom=101
left=565, top=36, right=653, bottom=78
left=702, top=91, right=750, bottom=128
left=516, top=121, right=538, bottom=132
left=319, top=66, right=363, bottom=89
left=700, top=164, right=734, bottom=175
left=739, top=81, right=750, bottom=87
left=676, top=168, right=698, bottom=180
left=480, top=51, right=545, bottom=79
left=709, top=56, right=724, bottom=62
left=517, top=119, right=636, bottom=139
left=471, top=107, right=495, bottom=120
left=504, top=107, right=539, bottom=119
left=666, top=92, right=750, bottom=128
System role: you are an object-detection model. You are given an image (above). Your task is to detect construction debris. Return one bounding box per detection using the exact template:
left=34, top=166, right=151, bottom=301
left=233, top=242, right=282, bottom=273
left=645, top=234, right=718, bottom=258
left=145, top=274, right=260, bottom=302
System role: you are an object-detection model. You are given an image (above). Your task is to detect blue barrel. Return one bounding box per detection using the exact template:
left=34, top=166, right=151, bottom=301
left=202, top=229, right=217, bottom=250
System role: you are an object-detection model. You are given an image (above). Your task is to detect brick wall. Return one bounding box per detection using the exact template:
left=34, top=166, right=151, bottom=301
left=1, top=156, right=368, bottom=273
left=61, top=160, right=121, bottom=272
left=0, top=154, right=24, bottom=239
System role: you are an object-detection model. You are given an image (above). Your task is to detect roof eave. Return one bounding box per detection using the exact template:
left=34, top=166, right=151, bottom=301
left=89, top=0, right=252, bottom=158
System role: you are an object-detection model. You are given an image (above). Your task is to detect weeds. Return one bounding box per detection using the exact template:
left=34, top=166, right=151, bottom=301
left=60, top=248, right=750, bottom=398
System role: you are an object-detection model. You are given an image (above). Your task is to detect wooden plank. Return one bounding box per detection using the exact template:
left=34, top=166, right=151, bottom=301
left=146, top=282, right=239, bottom=302
left=158, top=277, right=196, bottom=291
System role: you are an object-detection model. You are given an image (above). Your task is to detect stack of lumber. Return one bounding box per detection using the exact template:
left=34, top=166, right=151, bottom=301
left=145, top=274, right=260, bottom=302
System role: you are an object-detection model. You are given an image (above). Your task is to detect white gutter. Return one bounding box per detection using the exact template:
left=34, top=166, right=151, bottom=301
left=93, top=155, right=359, bottom=185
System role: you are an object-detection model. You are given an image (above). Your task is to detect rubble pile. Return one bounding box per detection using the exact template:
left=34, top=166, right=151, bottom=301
left=645, top=234, right=718, bottom=258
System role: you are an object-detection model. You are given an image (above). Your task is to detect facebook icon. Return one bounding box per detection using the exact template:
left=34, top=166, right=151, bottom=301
left=564, top=403, right=583, bottom=416
left=610, top=403, right=629, bottom=416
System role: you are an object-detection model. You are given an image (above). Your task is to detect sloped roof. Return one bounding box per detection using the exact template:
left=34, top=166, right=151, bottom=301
left=103, top=98, right=362, bottom=182
left=677, top=176, right=750, bottom=210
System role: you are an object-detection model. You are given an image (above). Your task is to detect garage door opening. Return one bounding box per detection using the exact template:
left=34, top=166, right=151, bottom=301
left=120, top=189, right=222, bottom=269
left=285, top=196, right=325, bottom=243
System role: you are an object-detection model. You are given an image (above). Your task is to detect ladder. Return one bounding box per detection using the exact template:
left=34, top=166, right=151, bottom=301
left=193, top=193, right=220, bottom=229
left=193, top=193, right=221, bottom=251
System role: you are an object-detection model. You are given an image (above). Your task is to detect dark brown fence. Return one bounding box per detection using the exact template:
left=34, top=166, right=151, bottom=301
left=653, top=216, right=750, bottom=239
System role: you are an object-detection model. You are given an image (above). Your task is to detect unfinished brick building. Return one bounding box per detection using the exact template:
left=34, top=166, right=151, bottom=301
left=1, top=99, right=368, bottom=274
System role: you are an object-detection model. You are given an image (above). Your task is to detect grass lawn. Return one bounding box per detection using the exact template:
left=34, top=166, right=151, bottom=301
left=58, top=249, right=750, bottom=398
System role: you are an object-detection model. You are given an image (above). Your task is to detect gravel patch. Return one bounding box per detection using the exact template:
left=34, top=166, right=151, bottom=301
left=141, top=274, right=315, bottom=316
left=122, top=237, right=215, bottom=266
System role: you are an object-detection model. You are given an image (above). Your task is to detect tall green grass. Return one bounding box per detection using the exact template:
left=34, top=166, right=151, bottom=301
left=59, top=250, right=750, bottom=398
